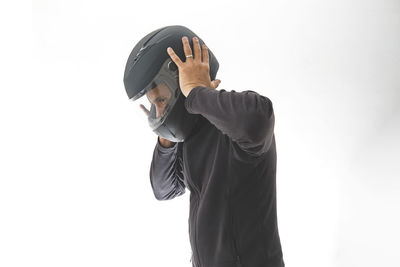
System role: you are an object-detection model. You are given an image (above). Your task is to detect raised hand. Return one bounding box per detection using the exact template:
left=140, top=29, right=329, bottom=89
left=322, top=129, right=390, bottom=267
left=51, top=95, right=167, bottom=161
left=167, top=36, right=221, bottom=97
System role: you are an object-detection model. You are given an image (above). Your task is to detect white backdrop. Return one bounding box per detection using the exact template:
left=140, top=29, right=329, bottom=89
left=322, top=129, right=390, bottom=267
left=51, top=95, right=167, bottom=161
left=1, top=0, right=399, bottom=266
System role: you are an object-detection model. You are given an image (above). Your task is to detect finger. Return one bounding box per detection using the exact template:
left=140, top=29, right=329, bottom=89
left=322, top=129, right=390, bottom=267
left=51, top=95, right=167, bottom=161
left=202, top=43, right=209, bottom=65
left=182, top=36, right=193, bottom=60
left=192, top=36, right=201, bottom=62
left=167, top=47, right=183, bottom=68
left=139, top=104, right=150, bottom=116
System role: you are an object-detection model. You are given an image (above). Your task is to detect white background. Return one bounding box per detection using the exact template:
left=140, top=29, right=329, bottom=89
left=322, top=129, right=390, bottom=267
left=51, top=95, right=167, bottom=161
left=1, top=0, right=399, bottom=266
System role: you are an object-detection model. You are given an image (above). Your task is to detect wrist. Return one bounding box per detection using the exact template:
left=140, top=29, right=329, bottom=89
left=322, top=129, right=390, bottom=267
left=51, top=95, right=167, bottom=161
left=183, top=84, right=208, bottom=97
left=158, top=136, right=176, bottom=148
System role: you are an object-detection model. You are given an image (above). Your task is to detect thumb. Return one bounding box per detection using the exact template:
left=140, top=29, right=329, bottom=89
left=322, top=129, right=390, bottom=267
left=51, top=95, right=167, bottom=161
left=210, top=79, right=221, bottom=89
left=139, top=104, right=150, bottom=116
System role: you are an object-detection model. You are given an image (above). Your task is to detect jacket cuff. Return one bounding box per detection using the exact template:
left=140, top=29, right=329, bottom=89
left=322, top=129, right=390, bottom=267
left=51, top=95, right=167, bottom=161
left=184, top=86, right=206, bottom=114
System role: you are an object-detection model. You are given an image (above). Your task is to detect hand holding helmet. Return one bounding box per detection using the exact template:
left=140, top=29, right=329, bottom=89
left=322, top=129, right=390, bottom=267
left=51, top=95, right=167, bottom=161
left=167, top=36, right=221, bottom=97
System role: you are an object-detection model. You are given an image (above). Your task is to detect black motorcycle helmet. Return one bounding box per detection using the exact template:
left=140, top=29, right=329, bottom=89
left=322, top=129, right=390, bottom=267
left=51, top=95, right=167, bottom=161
left=123, top=25, right=219, bottom=142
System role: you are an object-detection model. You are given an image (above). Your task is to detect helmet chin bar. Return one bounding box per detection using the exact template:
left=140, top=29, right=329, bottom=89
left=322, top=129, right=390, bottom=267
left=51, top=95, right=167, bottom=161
left=154, top=124, right=180, bottom=142
left=150, top=91, right=200, bottom=142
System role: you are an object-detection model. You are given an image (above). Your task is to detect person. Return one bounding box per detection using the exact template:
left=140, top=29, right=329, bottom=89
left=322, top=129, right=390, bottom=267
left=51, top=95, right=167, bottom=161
left=123, top=25, right=285, bottom=267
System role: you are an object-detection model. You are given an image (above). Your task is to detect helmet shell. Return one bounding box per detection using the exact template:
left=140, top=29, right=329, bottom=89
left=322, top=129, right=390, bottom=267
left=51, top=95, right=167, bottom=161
left=123, top=25, right=219, bottom=100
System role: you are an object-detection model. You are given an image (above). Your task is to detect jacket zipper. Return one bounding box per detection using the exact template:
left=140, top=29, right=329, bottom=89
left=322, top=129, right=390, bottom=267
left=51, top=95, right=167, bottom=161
left=183, top=145, right=202, bottom=267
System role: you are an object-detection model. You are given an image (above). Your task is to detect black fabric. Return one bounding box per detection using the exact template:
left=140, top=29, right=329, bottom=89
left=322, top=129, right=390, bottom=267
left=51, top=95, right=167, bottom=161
left=149, top=86, right=285, bottom=267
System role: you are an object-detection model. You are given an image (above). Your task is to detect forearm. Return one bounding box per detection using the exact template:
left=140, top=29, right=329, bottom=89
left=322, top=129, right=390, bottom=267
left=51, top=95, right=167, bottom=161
left=149, top=138, right=184, bottom=200
left=184, top=86, right=275, bottom=155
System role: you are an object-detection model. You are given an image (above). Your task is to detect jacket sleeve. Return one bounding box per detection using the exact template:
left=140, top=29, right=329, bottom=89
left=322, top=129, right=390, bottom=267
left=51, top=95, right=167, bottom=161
left=184, top=86, right=275, bottom=157
left=149, top=137, right=186, bottom=201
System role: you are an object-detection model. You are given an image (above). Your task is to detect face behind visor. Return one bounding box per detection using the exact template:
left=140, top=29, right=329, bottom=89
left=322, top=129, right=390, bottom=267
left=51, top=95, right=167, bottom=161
left=135, top=58, right=180, bottom=131
left=133, top=57, right=202, bottom=142
left=145, top=82, right=172, bottom=119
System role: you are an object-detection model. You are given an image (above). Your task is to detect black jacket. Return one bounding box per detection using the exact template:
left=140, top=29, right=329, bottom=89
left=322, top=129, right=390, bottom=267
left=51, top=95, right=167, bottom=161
left=150, top=86, right=285, bottom=267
